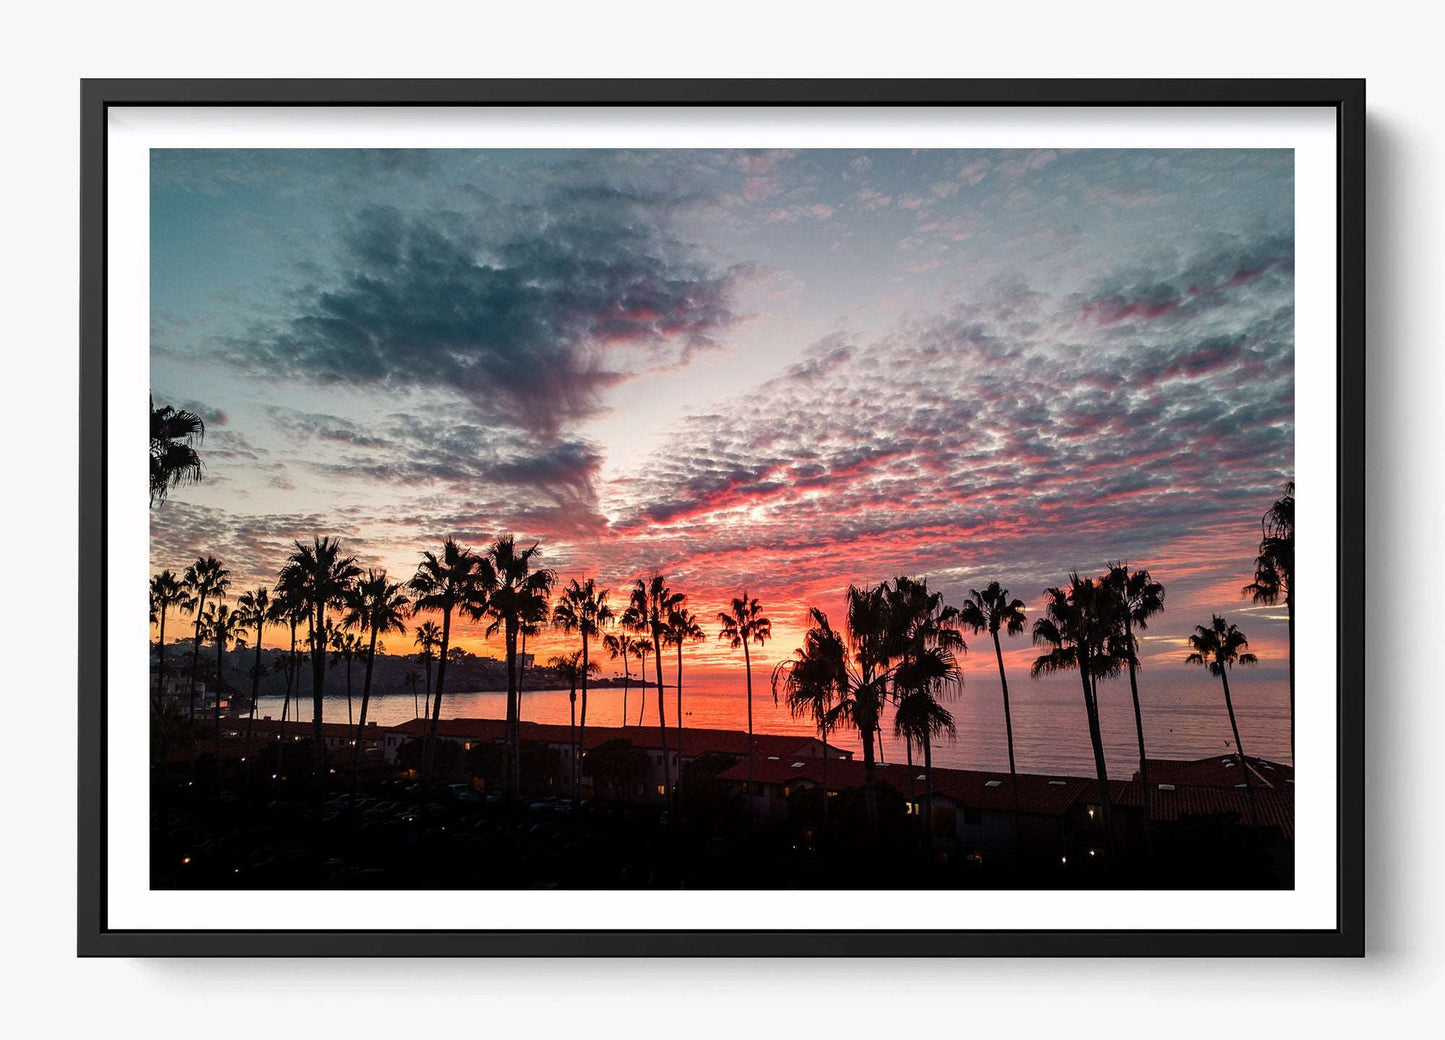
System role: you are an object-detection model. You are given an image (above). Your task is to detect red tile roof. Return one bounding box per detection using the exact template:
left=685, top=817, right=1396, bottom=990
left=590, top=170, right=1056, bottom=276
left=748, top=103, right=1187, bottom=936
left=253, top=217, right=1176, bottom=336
left=720, top=756, right=1294, bottom=836
left=244, top=717, right=385, bottom=742
left=386, top=717, right=848, bottom=760
left=1138, top=754, right=1293, bottom=790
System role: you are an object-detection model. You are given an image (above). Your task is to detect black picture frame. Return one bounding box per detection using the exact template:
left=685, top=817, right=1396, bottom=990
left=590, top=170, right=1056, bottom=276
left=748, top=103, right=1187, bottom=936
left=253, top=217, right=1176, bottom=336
left=80, top=78, right=1366, bottom=957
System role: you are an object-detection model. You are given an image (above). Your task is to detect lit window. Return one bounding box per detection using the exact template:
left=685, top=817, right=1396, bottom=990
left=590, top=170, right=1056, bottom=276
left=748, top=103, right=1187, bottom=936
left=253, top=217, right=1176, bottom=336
left=656, top=784, right=666, bottom=796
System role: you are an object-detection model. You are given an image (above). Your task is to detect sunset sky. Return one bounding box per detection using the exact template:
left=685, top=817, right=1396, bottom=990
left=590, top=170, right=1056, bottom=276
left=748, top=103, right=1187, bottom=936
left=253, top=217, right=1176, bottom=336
left=150, top=147, right=1293, bottom=681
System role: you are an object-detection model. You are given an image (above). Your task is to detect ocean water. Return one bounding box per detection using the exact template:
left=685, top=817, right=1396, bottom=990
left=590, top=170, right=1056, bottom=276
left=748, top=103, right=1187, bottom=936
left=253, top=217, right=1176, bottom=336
left=250, top=669, right=1292, bottom=776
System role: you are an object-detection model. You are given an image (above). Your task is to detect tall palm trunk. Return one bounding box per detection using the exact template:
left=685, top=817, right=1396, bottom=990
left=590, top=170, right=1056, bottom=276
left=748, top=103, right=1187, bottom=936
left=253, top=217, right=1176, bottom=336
left=1078, top=646, right=1113, bottom=840
left=923, top=732, right=934, bottom=850
left=1286, top=589, right=1294, bottom=765
left=213, top=627, right=226, bottom=773
left=350, top=624, right=378, bottom=814
left=742, top=639, right=754, bottom=813
left=246, top=620, right=263, bottom=763
left=518, top=628, right=528, bottom=722
left=905, top=739, right=917, bottom=833
left=636, top=651, right=648, bottom=725
left=419, top=609, right=452, bottom=828
left=992, top=630, right=1023, bottom=864
left=674, top=640, right=684, bottom=748
left=279, top=619, right=297, bottom=773
left=422, top=652, right=433, bottom=720
left=569, top=683, right=578, bottom=803
left=1123, top=617, right=1153, bottom=860
left=187, top=591, right=208, bottom=723
left=860, top=719, right=878, bottom=831
left=504, top=619, right=521, bottom=808
left=653, top=631, right=670, bottom=808
left=155, top=608, right=168, bottom=714
left=578, top=630, right=590, bottom=803
left=1219, top=669, right=1259, bottom=826
left=820, top=728, right=830, bottom=832
left=345, top=653, right=354, bottom=727
left=620, top=654, right=631, bottom=726
left=309, top=606, right=328, bottom=782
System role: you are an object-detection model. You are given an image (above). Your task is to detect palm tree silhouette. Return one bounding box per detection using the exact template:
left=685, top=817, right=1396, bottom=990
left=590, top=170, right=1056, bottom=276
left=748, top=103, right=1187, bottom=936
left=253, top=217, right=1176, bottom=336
left=604, top=632, right=637, bottom=726
left=887, top=576, right=964, bottom=844
left=268, top=571, right=306, bottom=749
left=1185, top=614, right=1259, bottom=823
left=180, top=556, right=229, bottom=726
left=409, top=538, right=487, bottom=809
left=958, top=581, right=1027, bottom=858
left=343, top=569, right=409, bottom=808
left=550, top=650, right=599, bottom=802
left=328, top=623, right=362, bottom=728
left=717, top=590, right=772, bottom=811
left=772, top=607, right=844, bottom=830
left=480, top=536, right=556, bottom=809
left=516, top=592, right=549, bottom=719
left=834, top=582, right=895, bottom=829
left=149, top=394, right=205, bottom=506
left=285, top=537, right=360, bottom=780
left=202, top=601, right=246, bottom=767
left=1032, top=574, right=1120, bottom=838
left=149, top=569, right=191, bottom=714
left=893, top=689, right=957, bottom=843
left=664, top=603, right=705, bottom=745
left=552, top=578, right=612, bottom=803
left=629, top=638, right=653, bottom=725
left=403, top=669, right=422, bottom=718
left=626, top=577, right=681, bottom=804
left=412, top=621, right=441, bottom=720
left=1102, top=563, right=1165, bottom=854
left=236, top=587, right=271, bottom=760
left=1245, top=481, right=1294, bottom=761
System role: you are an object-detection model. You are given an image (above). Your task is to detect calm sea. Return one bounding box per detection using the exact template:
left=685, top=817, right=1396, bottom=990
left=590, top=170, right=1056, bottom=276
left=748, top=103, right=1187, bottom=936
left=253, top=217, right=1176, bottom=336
left=250, top=669, right=1292, bottom=775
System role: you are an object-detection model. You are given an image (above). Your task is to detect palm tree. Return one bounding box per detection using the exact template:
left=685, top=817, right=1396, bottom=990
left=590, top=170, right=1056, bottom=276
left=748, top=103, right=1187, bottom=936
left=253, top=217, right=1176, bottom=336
left=413, top=620, right=441, bottom=720
left=604, top=632, right=637, bottom=725
left=886, top=576, right=964, bottom=844
left=517, top=590, right=549, bottom=719
left=625, top=577, right=682, bottom=803
left=236, top=587, right=271, bottom=759
left=1031, top=574, right=1121, bottom=836
left=893, top=688, right=957, bottom=843
left=549, top=650, right=598, bottom=802
left=480, top=536, right=556, bottom=808
left=958, top=581, right=1027, bottom=856
left=202, top=601, right=247, bottom=765
left=269, top=570, right=307, bottom=742
left=552, top=578, right=613, bottom=801
left=149, top=570, right=191, bottom=713
left=716, top=590, right=772, bottom=810
left=284, top=537, right=361, bottom=780
left=343, top=569, right=409, bottom=806
left=1245, top=481, right=1294, bottom=761
left=180, top=556, right=229, bottom=725
left=1102, top=563, right=1165, bottom=849
left=329, top=623, right=361, bottom=727
left=1186, top=615, right=1260, bottom=822
left=409, top=538, right=488, bottom=803
left=836, top=582, right=895, bottom=828
left=149, top=394, right=205, bottom=506
left=630, top=638, right=653, bottom=724
left=772, top=607, right=845, bottom=830
left=403, top=669, right=422, bottom=717
left=664, top=603, right=705, bottom=745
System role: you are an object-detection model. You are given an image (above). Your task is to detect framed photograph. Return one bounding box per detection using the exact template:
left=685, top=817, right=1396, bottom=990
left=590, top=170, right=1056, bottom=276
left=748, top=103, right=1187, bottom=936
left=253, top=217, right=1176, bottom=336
left=81, top=79, right=1364, bottom=956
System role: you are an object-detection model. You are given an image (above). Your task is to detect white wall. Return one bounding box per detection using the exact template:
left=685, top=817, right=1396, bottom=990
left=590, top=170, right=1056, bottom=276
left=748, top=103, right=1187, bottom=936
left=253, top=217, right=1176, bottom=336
left=2, top=2, right=1439, bottom=1035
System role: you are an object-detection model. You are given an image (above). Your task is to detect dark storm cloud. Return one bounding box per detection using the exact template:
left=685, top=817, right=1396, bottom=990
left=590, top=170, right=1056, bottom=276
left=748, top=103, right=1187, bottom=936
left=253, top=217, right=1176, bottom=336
left=266, top=406, right=604, bottom=516
left=229, top=195, right=748, bottom=439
